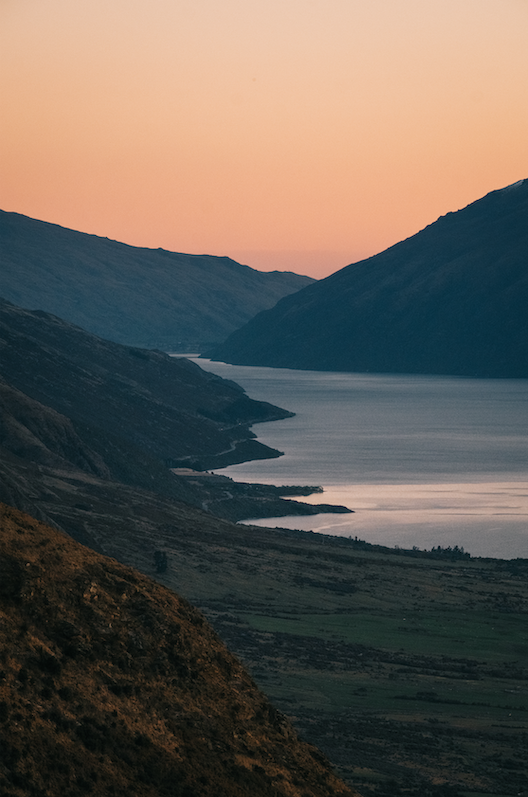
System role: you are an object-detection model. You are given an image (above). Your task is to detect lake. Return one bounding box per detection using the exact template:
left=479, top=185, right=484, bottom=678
left=183, top=357, right=528, bottom=559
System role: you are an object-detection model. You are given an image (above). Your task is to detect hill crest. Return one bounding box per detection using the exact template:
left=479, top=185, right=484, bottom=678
left=0, top=210, right=314, bottom=350
left=208, top=180, right=528, bottom=377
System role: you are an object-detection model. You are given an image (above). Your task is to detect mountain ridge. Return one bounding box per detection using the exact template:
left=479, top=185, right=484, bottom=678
left=0, top=210, right=314, bottom=350
left=207, top=180, right=528, bottom=377
left=0, top=297, right=292, bottom=476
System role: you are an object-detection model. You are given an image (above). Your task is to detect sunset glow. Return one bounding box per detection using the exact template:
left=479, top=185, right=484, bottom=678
left=1, top=0, right=527, bottom=277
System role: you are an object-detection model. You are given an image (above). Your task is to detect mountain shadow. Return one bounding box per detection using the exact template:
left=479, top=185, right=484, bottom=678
left=0, top=210, right=314, bottom=351
left=207, top=179, right=528, bottom=378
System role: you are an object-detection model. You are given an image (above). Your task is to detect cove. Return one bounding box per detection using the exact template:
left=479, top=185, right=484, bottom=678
left=186, top=358, right=528, bottom=559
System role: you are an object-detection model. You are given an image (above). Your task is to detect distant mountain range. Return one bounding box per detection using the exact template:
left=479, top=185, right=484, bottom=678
left=208, top=180, right=528, bottom=378
left=0, top=210, right=313, bottom=351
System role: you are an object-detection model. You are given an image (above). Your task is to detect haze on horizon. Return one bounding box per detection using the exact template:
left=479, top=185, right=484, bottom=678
left=1, top=0, right=527, bottom=279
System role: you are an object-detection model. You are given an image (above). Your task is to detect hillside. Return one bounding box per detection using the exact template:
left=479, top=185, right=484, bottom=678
left=208, top=179, right=528, bottom=377
left=0, top=297, right=291, bottom=477
left=0, top=297, right=351, bottom=525
left=0, top=210, right=314, bottom=350
left=0, top=503, right=358, bottom=797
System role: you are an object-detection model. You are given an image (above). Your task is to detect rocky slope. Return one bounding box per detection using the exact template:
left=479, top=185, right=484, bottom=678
left=208, top=179, right=528, bottom=377
left=0, top=503, right=359, bottom=797
left=0, top=210, right=313, bottom=351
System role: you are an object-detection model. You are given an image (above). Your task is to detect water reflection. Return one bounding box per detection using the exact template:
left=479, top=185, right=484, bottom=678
left=180, top=357, right=528, bottom=558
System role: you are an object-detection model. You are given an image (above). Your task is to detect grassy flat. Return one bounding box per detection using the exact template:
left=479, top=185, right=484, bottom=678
left=168, top=535, right=528, bottom=796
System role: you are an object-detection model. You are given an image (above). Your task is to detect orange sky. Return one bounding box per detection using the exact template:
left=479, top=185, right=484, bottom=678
left=1, top=0, right=527, bottom=278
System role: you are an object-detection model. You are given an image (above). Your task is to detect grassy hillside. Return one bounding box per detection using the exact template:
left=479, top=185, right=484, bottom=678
left=0, top=503, right=358, bottom=797
left=1, top=441, right=524, bottom=795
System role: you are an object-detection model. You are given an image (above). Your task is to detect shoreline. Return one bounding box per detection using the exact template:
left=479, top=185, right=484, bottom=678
left=170, top=468, right=353, bottom=522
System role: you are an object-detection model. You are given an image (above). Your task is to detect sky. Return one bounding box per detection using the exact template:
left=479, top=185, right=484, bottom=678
left=1, top=0, right=527, bottom=278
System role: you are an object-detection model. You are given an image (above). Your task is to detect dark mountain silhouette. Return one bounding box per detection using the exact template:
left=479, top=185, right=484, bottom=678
left=0, top=503, right=358, bottom=797
left=0, top=210, right=314, bottom=350
left=0, top=297, right=292, bottom=476
left=207, top=180, right=528, bottom=377
left=0, top=297, right=349, bottom=534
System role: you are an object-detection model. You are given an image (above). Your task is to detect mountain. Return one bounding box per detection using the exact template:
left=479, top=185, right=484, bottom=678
left=0, top=503, right=358, bottom=797
left=0, top=297, right=292, bottom=477
left=207, top=180, right=528, bottom=377
left=0, top=210, right=314, bottom=351
left=0, top=297, right=350, bottom=536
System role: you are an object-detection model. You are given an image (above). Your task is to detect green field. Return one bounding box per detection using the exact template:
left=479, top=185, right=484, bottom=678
left=156, top=530, right=528, bottom=796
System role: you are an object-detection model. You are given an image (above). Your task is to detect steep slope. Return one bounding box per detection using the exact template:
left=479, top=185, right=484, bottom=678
left=0, top=298, right=292, bottom=476
left=0, top=298, right=349, bottom=531
left=0, top=380, right=110, bottom=477
left=0, top=210, right=313, bottom=350
left=208, top=180, right=528, bottom=377
left=0, top=503, right=359, bottom=797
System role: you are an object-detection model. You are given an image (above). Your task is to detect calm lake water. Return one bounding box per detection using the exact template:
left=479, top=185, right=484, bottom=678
left=182, top=357, right=528, bottom=559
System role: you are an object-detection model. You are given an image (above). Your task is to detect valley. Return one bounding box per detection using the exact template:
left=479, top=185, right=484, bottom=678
left=193, top=540, right=528, bottom=797
left=1, top=179, right=527, bottom=795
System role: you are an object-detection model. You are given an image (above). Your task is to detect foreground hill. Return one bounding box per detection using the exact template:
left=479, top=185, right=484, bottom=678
left=0, top=210, right=313, bottom=350
left=0, top=503, right=358, bottom=797
left=208, top=180, right=528, bottom=377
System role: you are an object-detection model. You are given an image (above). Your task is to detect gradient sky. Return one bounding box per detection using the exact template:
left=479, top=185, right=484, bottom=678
left=1, top=0, right=527, bottom=278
